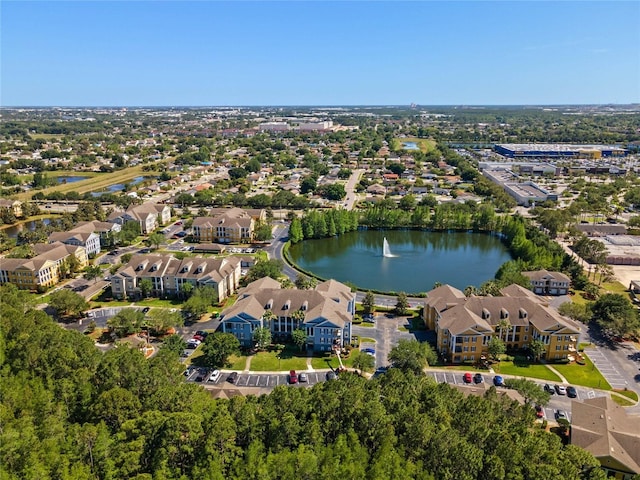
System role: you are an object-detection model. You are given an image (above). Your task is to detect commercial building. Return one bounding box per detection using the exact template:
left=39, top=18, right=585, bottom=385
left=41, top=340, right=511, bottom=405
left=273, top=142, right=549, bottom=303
left=423, top=284, right=581, bottom=363
left=483, top=169, right=558, bottom=206
left=111, top=254, right=241, bottom=301
left=495, top=144, right=627, bottom=159
left=220, top=277, right=354, bottom=352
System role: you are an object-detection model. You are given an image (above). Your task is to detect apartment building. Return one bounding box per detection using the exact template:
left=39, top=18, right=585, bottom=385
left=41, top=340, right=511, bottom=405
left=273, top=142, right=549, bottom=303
left=220, top=277, right=354, bottom=352
left=108, top=204, right=171, bottom=234
left=48, top=231, right=101, bottom=256
left=111, top=254, right=241, bottom=301
left=423, top=284, right=581, bottom=363
left=522, top=269, right=570, bottom=295
left=0, top=242, right=88, bottom=290
left=193, top=207, right=265, bottom=244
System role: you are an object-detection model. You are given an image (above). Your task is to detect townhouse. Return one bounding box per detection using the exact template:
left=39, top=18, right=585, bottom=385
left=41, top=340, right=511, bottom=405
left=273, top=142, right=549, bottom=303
left=108, top=203, right=171, bottom=234
left=0, top=242, right=88, bottom=290
left=522, top=269, right=571, bottom=295
left=193, top=207, right=266, bottom=244
left=220, top=277, right=354, bottom=352
left=111, top=254, right=241, bottom=301
left=423, top=283, right=581, bottom=363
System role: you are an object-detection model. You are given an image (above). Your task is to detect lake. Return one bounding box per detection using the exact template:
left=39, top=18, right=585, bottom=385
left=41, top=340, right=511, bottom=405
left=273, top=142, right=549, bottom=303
left=56, top=176, right=91, bottom=184
left=91, top=176, right=150, bottom=197
left=288, top=229, right=512, bottom=293
left=1, top=217, right=54, bottom=238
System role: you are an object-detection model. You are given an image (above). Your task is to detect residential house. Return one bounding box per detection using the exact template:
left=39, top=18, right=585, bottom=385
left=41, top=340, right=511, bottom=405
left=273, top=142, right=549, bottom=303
left=0, top=199, right=23, bottom=218
left=0, top=242, right=88, bottom=290
left=109, top=203, right=171, bottom=234
left=220, top=277, right=354, bottom=352
left=571, top=397, right=640, bottom=479
left=111, top=254, right=241, bottom=301
left=522, top=270, right=571, bottom=295
left=423, top=284, right=581, bottom=363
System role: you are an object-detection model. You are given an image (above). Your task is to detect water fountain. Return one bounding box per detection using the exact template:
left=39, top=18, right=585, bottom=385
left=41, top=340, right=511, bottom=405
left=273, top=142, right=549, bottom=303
left=383, top=237, right=394, bottom=258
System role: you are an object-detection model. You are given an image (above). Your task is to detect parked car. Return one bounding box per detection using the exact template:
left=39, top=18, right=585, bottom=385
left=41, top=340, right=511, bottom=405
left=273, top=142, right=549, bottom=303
left=175, top=221, right=183, bottom=225
left=362, top=347, right=376, bottom=356
left=534, top=405, right=544, bottom=418
left=566, top=386, right=577, bottom=398
left=208, top=370, right=221, bottom=383
left=195, top=373, right=205, bottom=382
left=544, top=384, right=555, bottom=395
left=555, top=385, right=567, bottom=395
left=493, top=375, right=504, bottom=387
left=139, top=248, right=150, bottom=254
left=289, top=370, right=298, bottom=384
left=326, top=371, right=337, bottom=381
left=107, top=250, right=119, bottom=256
left=142, top=307, right=150, bottom=314
left=176, top=231, right=187, bottom=237
left=298, top=373, right=308, bottom=383
left=473, top=373, right=484, bottom=384
left=463, top=372, right=473, bottom=383
left=227, top=372, right=238, bottom=383
left=181, top=350, right=190, bottom=358
left=555, top=410, right=568, bottom=421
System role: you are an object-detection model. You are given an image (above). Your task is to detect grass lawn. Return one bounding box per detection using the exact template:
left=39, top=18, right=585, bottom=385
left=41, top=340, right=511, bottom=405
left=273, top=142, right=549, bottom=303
left=600, top=281, right=628, bottom=294
left=494, top=361, right=562, bottom=382
left=551, top=355, right=612, bottom=390
left=311, top=352, right=356, bottom=370
left=359, top=337, right=377, bottom=344
left=392, top=137, right=436, bottom=153
left=228, top=354, right=248, bottom=371
left=136, top=298, right=184, bottom=308
left=249, top=346, right=308, bottom=372
left=613, top=389, right=638, bottom=402
left=353, top=322, right=375, bottom=328
left=611, top=395, right=635, bottom=407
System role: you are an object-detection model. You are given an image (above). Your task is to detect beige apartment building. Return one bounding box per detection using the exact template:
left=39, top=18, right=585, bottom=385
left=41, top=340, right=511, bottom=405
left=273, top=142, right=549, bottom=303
left=423, top=284, right=581, bottom=363
left=193, top=208, right=265, bottom=244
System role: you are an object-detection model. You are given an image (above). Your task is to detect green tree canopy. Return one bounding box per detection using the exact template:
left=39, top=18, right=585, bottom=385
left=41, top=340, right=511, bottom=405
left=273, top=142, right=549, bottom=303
left=49, top=288, right=89, bottom=319
left=388, top=339, right=437, bottom=374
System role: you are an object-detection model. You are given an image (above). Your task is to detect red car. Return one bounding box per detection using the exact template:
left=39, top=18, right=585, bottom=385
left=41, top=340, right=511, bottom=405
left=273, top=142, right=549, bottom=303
left=463, top=372, right=472, bottom=384
left=289, top=370, right=298, bottom=384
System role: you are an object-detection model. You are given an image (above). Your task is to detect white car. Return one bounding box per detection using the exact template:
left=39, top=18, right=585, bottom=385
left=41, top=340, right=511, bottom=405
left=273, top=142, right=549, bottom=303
left=208, top=370, right=221, bottom=382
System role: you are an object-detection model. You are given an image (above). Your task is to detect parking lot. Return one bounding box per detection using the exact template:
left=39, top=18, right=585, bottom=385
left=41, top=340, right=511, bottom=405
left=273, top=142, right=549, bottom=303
left=425, top=370, right=608, bottom=422
left=185, top=368, right=331, bottom=388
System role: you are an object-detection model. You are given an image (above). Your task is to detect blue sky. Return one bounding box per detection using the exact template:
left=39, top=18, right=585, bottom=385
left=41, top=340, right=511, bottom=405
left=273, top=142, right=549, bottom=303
left=2, top=1, right=639, bottom=106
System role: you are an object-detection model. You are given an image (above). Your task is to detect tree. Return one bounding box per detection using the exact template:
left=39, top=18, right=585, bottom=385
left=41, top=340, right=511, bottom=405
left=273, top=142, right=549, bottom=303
left=252, top=327, right=272, bottom=350
left=139, top=279, right=153, bottom=298
left=160, top=334, right=187, bottom=356
left=295, top=275, right=317, bottom=290
left=528, top=339, right=547, bottom=362
left=362, top=291, right=376, bottom=315
left=558, top=302, right=592, bottom=323
left=289, top=217, right=303, bottom=244
left=398, top=194, right=416, bottom=211
left=591, top=293, right=640, bottom=338
left=84, top=265, right=102, bottom=283
left=395, top=292, right=409, bottom=316
left=388, top=339, right=437, bottom=374
left=147, top=232, right=165, bottom=250
left=107, top=308, right=144, bottom=337
left=244, top=259, right=283, bottom=283
left=292, top=328, right=307, bottom=351
left=487, top=337, right=506, bottom=361
left=351, top=351, right=375, bottom=374
left=146, top=308, right=183, bottom=335
left=253, top=222, right=273, bottom=242
left=201, top=332, right=240, bottom=368
left=49, top=289, right=89, bottom=319
left=180, top=281, right=194, bottom=298
left=503, top=377, right=551, bottom=406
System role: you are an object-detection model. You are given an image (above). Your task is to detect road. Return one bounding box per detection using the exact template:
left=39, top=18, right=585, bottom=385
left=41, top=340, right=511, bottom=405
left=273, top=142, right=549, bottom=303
left=343, top=169, right=364, bottom=210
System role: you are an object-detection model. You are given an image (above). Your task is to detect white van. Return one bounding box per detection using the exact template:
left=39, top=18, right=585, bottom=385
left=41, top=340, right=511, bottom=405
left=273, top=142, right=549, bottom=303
left=208, top=370, right=221, bottom=383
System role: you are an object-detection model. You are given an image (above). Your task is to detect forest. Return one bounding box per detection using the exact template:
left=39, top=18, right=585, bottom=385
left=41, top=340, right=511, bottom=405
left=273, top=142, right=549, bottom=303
left=0, top=284, right=609, bottom=480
